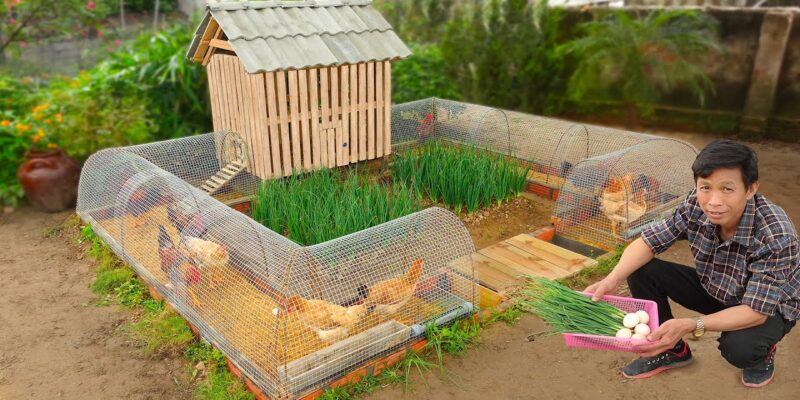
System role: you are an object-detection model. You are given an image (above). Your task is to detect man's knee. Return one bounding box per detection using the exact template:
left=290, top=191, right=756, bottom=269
left=627, top=259, right=661, bottom=286
left=718, top=331, right=772, bottom=369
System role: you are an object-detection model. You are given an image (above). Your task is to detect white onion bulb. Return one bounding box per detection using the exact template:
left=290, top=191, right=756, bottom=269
left=634, top=323, right=651, bottom=335
left=631, top=333, right=647, bottom=340
left=636, top=310, right=650, bottom=325
left=616, top=328, right=633, bottom=338
left=623, top=313, right=640, bottom=329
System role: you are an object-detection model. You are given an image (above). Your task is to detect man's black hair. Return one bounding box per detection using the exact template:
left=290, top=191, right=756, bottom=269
left=692, top=139, right=758, bottom=188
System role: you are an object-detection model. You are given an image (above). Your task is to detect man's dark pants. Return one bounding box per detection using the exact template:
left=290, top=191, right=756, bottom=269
left=627, top=259, right=795, bottom=368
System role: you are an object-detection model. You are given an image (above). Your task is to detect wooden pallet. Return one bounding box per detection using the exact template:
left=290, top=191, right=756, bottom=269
left=469, top=233, right=597, bottom=291
left=201, top=160, right=245, bottom=195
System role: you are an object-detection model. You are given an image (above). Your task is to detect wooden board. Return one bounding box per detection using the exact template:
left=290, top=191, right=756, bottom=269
left=449, top=254, right=518, bottom=292
left=349, top=65, right=358, bottom=163
left=505, top=234, right=596, bottom=274
left=264, top=71, right=283, bottom=176
left=319, top=68, right=330, bottom=167
left=340, top=65, right=351, bottom=165
left=383, top=61, right=392, bottom=156
left=375, top=63, right=384, bottom=158
left=287, top=70, right=302, bottom=171
left=275, top=71, right=292, bottom=176
left=248, top=71, right=272, bottom=178
left=309, top=68, right=321, bottom=169
left=366, top=61, right=375, bottom=160
left=358, top=63, right=367, bottom=160
left=478, top=242, right=570, bottom=280
left=298, top=69, right=312, bottom=171
left=330, top=66, right=339, bottom=167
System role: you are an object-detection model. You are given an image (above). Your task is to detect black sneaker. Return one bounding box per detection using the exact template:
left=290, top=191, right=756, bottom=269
left=742, top=345, right=776, bottom=388
left=623, top=340, right=693, bottom=379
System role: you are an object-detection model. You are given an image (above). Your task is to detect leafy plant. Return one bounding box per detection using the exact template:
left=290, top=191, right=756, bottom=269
left=391, top=140, right=529, bottom=214
left=392, top=42, right=462, bottom=103
left=251, top=168, right=422, bottom=245
left=560, top=10, right=722, bottom=124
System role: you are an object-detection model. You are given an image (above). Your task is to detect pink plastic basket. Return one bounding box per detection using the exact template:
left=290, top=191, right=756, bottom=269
left=562, top=293, right=659, bottom=353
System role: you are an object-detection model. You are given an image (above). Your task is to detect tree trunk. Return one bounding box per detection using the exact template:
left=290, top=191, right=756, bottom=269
left=153, top=0, right=160, bottom=30
left=120, top=0, right=126, bottom=29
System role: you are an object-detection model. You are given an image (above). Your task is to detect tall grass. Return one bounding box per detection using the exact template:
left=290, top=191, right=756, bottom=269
left=392, top=140, right=530, bottom=214
left=251, top=168, right=422, bottom=246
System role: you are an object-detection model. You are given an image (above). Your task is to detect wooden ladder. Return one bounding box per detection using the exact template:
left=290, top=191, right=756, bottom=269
left=201, top=160, right=245, bottom=195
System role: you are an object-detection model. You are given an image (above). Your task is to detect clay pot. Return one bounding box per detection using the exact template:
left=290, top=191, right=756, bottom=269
left=17, top=149, right=81, bottom=212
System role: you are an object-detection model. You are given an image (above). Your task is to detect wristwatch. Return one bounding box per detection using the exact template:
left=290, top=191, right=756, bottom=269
left=692, top=317, right=706, bottom=338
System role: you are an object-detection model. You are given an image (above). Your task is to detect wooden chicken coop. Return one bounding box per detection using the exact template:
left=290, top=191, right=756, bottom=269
left=187, top=0, right=411, bottom=180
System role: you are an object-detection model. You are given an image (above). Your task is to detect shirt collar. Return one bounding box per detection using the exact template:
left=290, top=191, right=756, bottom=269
left=701, top=196, right=756, bottom=247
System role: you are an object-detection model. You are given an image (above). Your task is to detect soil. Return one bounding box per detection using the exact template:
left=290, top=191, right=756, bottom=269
left=2, top=131, right=800, bottom=399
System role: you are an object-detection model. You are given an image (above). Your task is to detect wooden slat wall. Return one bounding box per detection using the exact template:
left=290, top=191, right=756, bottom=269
left=208, top=58, right=395, bottom=180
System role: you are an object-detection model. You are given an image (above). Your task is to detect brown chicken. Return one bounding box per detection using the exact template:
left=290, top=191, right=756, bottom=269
left=360, top=259, right=424, bottom=315
left=599, top=173, right=648, bottom=238
left=281, top=296, right=368, bottom=342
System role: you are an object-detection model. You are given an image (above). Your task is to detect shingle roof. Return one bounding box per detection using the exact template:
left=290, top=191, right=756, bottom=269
left=187, top=0, right=412, bottom=73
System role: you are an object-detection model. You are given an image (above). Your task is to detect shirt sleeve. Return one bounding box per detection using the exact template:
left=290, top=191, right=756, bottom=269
left=640, top=194, right=692, bottom=254
left=743, top=236, right=799, bottom=317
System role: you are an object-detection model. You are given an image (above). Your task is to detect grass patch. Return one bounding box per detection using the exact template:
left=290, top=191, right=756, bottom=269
left=187, top=342, right=255, bottom=400
left=251, top=168, right=421, bottom=246
left=557, top=246, right=624, bottom=290
left=125, top=306, right=195, bottom=354
left=391, top=140, right=530, bottom=214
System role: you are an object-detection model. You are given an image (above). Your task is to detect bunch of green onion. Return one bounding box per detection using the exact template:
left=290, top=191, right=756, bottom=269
left=519, top=277, right=626, bottom=336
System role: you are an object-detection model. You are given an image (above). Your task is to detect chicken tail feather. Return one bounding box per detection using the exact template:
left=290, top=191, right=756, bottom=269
left=403, top=259, right=424, bottom=286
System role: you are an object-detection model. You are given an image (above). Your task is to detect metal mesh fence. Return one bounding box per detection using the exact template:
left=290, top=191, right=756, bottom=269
left=553, top=139, right=698, bottom=251
left=77, top=97, right=696, bottom=396
left=77, top=135, right=476, bottom=397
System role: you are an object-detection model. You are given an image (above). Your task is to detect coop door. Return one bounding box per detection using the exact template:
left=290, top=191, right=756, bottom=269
left=319, top=123, right=346, bottom=168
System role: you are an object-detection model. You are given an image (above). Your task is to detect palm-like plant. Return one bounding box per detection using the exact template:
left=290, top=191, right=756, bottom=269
left=561, top=10, right=722, bottom=125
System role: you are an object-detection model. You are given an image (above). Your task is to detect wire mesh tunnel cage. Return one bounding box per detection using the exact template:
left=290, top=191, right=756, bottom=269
left=388, top=98, right=669, bottom=200
left=76, top=135, right=478, bottom=398
left=552, top=139, right=698, bottom=252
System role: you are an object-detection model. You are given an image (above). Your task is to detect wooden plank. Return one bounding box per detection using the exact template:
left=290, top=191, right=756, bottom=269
left=249, top=72, right=273, bottom=178
left=298, top=69, right=312, bottom=171
left=449, top=254, right=518, bottom=292
left=358, top=63, right=367, bottom=161
left=340, top=65, right=351, bottom=164
left=472, top=253, right=526, bottom=281
left=275, top=70, right=292, bottom=176
left=194, top=18, right=218, bottom=62
left=210, top=38, right=233, bottom=51
left=265, top=71, right=283, bottom=176
left=506, top=234, right=597, bottom=271
left=287, top=70, right=302, bottom=171
left=367, top=61, right=375, bottom=160
left=207, top=56, right=222, bottom=133
left=202, top=26, right=223, bottom=66
left=309, top=68, right=321, bottom=169
left=242, top=71, right=263, bottom=178
left=319, top=67, right=330, bottom=167
left=383, top=61, right=392, bottom=156
left=349, top=65, right=358, bottom=163
left=209, top=56, right=227, bottom=163
left=478, top=242, right=571, bottom=279
left=233, top=57, right=259, bottom=178
left=375, top=62, right=384, bottom=158
left=330, top=66, right=340, bottom=167
left=223, top=57, right=242, bottom=144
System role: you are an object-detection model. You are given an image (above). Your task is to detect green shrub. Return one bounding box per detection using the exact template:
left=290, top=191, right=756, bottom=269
left=392, top=42, right=462, bottom=103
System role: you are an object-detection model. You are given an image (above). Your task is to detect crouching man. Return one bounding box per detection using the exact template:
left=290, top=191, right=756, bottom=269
left=588, top=139, right=798, bottom=387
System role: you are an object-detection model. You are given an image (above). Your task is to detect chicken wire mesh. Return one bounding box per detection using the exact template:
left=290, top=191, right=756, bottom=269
left=388, top=98, right=661, bottom=190
left=77, top=138, right=476, bottom=398
left=553, top=139, right=698, bottom=251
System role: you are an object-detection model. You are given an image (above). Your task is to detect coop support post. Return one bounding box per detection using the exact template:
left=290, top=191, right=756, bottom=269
left=740, top=10, right=793, bottom=139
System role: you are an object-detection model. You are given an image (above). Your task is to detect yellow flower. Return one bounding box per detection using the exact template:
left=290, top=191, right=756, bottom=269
left=55, top=113, right=63, bottom=123
left=47, top=143, right=58, bottom=149
left=33, top=113, right=43, bottom=121
left=32, top=129, right=45, bottom=144
left=0, top=120, right=10, bottom=127
left=44, top=118, right=52, bottom=124
left=15, top=123, right=30, bottom=132
left=32, top=103, right=49, bottom=113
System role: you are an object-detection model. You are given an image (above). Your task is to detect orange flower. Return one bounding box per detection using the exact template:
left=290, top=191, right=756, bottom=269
left=32, top=103, right=49, bottom=113
left=55, top=113, right=63, bottom=123
left=0, top=120, right=10, bottom=127
left=15, top=123, right=30, bottom=132
left=47, top=143, right=58, bottom=149
left=32, top=129, right=45, bottom=144
left=44, top=118, right=52, bottom=124
left=33, top=113, right=43, bottom=121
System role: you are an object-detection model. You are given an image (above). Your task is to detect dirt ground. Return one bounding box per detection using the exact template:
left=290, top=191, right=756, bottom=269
left=2, top=131, right=800, bottom=399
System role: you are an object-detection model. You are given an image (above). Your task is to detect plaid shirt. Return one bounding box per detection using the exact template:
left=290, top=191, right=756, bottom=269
left=641, top=189, right=800, bottom=321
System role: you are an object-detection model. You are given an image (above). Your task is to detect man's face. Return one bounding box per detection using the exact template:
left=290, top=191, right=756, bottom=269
left=696, top=167, right=758, bottom=233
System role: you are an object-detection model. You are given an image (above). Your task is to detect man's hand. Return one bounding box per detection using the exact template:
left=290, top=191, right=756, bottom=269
left=633, top=318, right=695, bottom=357
left=585, top=276, right=621, bottom=301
